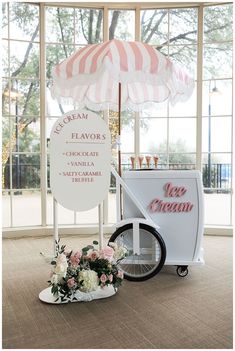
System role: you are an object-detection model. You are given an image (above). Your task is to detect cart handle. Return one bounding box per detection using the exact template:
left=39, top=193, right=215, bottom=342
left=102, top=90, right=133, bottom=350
left=111, top=166, right=159, bottom=229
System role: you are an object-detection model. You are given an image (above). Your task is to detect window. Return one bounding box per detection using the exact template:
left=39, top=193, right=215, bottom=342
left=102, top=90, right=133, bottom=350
left=139, top=8, right=198, bottom=170
left=2, top=3, right=41, bottom=227
left=2, top=3, right=233, bottom=230
left=202, top=4, right=233, bottom=225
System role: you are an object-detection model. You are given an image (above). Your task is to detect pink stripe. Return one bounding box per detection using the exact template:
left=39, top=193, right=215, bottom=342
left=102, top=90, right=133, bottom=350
left=142, top=43, right=158, bottom=73
left=65, top=44, right=97, bottom=78
left=90, top=41, right=112, bottom=73
left=115, top=40, right=128, bottom=72
left=129, top=42, right=143, bottom=71
left=78, top=43, right=101, bottom=74
left=65, top=45, right=90, bottom=78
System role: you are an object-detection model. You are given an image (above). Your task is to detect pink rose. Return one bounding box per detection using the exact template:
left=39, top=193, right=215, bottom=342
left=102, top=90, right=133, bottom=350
left=100, top=246, right=114, bottom=261
left=89, top=251, right=99, bottom=261
left=117, top=270, right=124, bottom=279
left=67, top=277, right=76, bottom=288
left=100, top=273, right=107, bottom=283
left=70, top=251, right=81, bottom=267
left=108, top=274, right=113, bottom=283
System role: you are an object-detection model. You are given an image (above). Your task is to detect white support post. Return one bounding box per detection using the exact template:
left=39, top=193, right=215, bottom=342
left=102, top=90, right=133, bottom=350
left=116, top=180, right=121, bottom=222
left=98, top=203, right=104, bottom=249
left=53, top=197, right=59, bottom=255
left=133, top=221, right=140, bottom=255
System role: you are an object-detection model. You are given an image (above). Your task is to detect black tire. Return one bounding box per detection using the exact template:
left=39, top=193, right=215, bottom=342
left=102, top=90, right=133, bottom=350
left=176, top=266, right=189, bottom=277
left=109, top=223, right=166, bottom=281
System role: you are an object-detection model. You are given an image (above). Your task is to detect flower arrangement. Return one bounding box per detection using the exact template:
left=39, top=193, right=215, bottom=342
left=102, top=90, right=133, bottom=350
left=48, top=240, right=128, bottom=302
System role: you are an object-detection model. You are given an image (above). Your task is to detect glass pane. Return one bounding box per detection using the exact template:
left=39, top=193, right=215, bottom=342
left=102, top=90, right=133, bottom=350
left=202, top=116, right=232, bottom=153
left=203, top=43, right=232, bottom=79
left=140, top=118, right=167, bottom=153
left=202, top=153, right=232, bottom=189
left=2, top=193, right=11, bottom=227
left=2, top=40, right=8, bottom=76
left=46, top=81, right=77, bottom=116
left=141, top=9, right=168, bottom=45
left=109, top=116, right=119, bottom=147
left=158, top=45, right=168, bottom=56
left=121, top=153, right=135, bottom=170
left=46, top=44, right=75, bottom=79
left=45, top=6, right=74, bottom=43
left=169, top=88, right=196, bottom=117
left=75, top=8, right=103, bottom=44
left=12, top=154, right=40, bottom=189
left=11, top=117, right=40, bottom=153
left=9, top=3, right=39, bottom=42
left=140, top=101, right=168, bottom=118
left=109, top=10, right=135, bottom=41
left=12, top=191, right=41, bottom=226
left=168, top=153, right=196, bottom=168
left=2, top=79, right=10, bottom=115
left=169, top=118, right=196, bottom=152
left=10, top=41, right=39, bottom=78
left=202, top=80, right=232, bottom=116
left=169, top=8, right=198, bottom=44
left=2, top=2, right=8, bottom=38
left=2, top=119, right=11, bottom=191
left=204, top=192, right=231, bottom=225
left=169, top=45, right=197, bottom=79
left=2, top=118, right=11, bottom=173
left=47, top=194, right=98, bottom=225
left=204, top=4, right=233, bottom=43
left=9, top=80, right=40, bottom=116
left=121, top=119, right=134, bottom=153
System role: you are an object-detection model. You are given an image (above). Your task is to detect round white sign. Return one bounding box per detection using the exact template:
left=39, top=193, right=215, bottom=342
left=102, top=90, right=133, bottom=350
left=50, top=110, right=111, bottom=211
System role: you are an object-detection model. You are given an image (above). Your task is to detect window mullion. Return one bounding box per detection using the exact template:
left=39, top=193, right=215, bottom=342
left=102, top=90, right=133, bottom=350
left=196, top=4, right=203, bottom=171
left=40, top=2, right=47, bottom=227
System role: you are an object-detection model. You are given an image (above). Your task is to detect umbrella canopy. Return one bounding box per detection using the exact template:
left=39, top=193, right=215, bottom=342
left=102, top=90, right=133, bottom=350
left=51, top=39, right=194, bottom=112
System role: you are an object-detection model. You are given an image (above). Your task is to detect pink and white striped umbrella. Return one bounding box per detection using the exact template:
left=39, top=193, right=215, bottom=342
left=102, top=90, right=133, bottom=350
left=51, top=39, right=194, bottom=112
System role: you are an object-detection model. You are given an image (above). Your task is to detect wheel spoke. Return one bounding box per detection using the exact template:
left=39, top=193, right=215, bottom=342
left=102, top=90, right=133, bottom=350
left=110, top=225, right=166, bottom=280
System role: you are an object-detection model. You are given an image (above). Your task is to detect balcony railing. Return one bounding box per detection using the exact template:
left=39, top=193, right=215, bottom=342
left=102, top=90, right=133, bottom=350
left=2, top=163, right=232, bottom=193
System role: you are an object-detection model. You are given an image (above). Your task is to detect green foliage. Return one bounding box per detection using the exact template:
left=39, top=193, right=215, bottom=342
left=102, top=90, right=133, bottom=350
left=149, top=139, right=195, bottom=165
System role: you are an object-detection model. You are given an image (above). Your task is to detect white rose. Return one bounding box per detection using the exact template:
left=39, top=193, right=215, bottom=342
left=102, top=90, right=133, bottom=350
left=79, top=270, right=99, bottom=293
left=114, top=246, right=128, bottom=260
left=54, top=254, right=68, bottom=277
left=109, top=242, right=118, bottom=250
left=51, top=274, right=59, bottom=284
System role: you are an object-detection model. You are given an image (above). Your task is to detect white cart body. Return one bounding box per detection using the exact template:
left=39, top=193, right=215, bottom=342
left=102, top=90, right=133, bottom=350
left=122, top=170, right=204, bottom=266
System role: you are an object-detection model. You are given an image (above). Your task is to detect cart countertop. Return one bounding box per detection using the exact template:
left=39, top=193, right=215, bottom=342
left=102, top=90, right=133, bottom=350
left=123, top=169, right=201, bottom=179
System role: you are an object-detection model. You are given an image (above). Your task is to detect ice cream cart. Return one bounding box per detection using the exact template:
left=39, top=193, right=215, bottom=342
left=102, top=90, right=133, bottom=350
left=109, top=168, right=204, bottom=281
left=50, top=39, right=203, bottom=283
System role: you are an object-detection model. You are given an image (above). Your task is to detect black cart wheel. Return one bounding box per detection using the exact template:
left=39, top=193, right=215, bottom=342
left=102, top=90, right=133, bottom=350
left=176, top=266, right=188, bottom=277
left=109, top=223, right=166, bottom=281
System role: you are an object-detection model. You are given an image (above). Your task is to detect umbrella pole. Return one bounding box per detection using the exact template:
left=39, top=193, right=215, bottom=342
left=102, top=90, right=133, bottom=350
left=118, top=82, right=123, bottom=219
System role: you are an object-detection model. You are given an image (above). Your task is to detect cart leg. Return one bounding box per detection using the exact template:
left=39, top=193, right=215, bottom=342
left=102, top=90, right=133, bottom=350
left=98, top=202, right=104, bottom=250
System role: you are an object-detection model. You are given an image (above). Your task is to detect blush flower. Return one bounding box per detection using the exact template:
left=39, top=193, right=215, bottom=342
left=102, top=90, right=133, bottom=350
left=117, top=270, right=124, bottom=279
left=89, top=251, right=99, bottom=261
left=100, top=246, right=114, bottom=261
left=100, top=273, right=107, bottom=283
left=108, top=274, right=113, bottom=283
left=67, top=277, right=76, bottom=288
left=70, top=251, right=82, bottom=267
